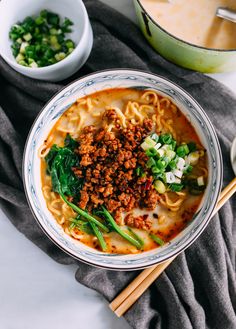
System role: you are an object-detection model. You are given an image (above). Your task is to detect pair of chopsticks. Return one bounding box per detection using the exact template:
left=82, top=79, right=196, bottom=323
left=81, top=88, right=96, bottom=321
left=109, top=177, right=236, bottom=317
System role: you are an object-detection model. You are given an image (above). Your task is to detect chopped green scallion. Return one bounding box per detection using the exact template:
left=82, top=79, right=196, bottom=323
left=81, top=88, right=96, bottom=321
left=9, top=9, right=76, bottom=68
left=146, top=157, right=156, bottom=168
left=145, top=147, right=158, bottom=157
left=176, top=144, right=189, bottom=157
left=160, top=133, right=172, bottom=145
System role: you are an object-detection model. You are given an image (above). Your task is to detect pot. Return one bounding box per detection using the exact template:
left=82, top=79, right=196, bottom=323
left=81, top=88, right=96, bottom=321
left=133, top=0, right=236, bottom=73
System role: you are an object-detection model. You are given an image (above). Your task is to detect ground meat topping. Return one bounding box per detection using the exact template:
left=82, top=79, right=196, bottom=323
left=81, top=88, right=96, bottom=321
left=124, top=213, right=152, bottom=231
left=74, top=121, right=160, bottom=229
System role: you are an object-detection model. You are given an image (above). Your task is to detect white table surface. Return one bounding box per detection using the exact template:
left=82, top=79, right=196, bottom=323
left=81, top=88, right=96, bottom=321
left=1, top=1, right=236, bottom=328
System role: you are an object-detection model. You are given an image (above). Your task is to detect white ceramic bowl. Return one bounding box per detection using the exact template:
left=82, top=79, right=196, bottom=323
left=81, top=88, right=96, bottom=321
left=23, top=69, right=222, bottom=270
left=0, top=0, right=93, bottom=81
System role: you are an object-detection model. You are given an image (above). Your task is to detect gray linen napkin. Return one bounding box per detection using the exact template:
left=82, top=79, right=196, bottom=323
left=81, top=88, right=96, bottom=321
left=0, top=1, right=236, bottom=328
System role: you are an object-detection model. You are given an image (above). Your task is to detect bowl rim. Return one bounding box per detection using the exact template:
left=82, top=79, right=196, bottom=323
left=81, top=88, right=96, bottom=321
left=0, top=0, right=90, bottom=72
left=22, top=68, right=223, bottom=270
left=136, top=0, right=236, bottom=53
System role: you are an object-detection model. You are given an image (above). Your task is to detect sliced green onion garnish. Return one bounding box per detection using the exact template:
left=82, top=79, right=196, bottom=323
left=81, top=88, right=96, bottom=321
left=176, top=144, right=189, bottom=157
left=142, top=133, right=203, bottom=195
left=183, top=165, right=193, bottom=174
left=146, top=157, right=156, bottom=168
left=9, top=9, right=76, bottom=68
left=168, top=159, right=177, bottom=170
left=156, top=159, right=166, bottom=170
left=152, top=166, right=161, bottom=174
left=151, top=133, right=159, bottom=142
left=154, top=180, right=166, bottom=194
left=160, top=133, right=172, bottom=145
left=145, top=147, right=158, bottom=157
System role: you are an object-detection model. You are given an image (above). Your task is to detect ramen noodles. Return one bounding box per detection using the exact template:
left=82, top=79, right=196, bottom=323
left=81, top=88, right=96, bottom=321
left=40, top=88, right=208, bottom=254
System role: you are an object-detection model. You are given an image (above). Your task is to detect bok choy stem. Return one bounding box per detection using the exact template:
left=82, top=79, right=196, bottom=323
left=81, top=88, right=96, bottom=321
left=101, top=206, right=142, bottom=249
left=127, top=227, right=144, bottom=248
left=89, top=222, right=107, bottom=251
left=60, top=193, right=109, bottom=233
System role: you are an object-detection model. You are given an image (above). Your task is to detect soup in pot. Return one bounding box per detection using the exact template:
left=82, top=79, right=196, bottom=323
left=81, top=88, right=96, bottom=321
left=140, top=0, right=236, bottom=49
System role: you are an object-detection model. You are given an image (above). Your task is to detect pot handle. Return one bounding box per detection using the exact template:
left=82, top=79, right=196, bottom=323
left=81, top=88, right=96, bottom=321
left=141, top=11, right=152, bottom=37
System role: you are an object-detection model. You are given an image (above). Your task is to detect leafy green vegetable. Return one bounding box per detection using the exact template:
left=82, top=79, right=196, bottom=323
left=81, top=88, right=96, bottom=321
left=48, top=146, right=82, bottom=197
left=64, top=133, right=79, bottom=150
left=187, top=142, right=197, bottom=153
left=45, top=135, right=109, bottom=234
left=45, top=135, right=81, bottom=196
left=69, top=217, right=94, bottom=234
left=186, top=179, right=206, bottom=195
left=45, top=144, right=60, bottom=174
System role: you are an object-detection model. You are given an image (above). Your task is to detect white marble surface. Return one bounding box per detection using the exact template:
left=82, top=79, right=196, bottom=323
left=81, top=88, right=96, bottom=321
left=0, top=1, right=236, bottom=328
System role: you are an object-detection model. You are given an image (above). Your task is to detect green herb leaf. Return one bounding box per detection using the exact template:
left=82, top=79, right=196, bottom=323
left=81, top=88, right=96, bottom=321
left=187, top=142, right=197, bottom=153
left=69, top=218, right=94, bottom=235
left=64, top=134, right=78, bottom=150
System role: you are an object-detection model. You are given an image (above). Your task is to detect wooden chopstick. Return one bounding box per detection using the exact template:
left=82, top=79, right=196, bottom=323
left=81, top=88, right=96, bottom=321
left=109, top=177, right=236, bottom=317
left=212, top=177, right=236, bottom=217
left=109, top=256, right=176, bottom=316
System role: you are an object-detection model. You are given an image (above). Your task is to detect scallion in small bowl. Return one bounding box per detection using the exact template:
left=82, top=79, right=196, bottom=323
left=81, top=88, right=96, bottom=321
left=9, top=10, right=76, bottom=68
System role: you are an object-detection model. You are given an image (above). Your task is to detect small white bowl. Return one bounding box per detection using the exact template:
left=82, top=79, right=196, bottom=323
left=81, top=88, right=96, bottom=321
left=0, top=0, right=93, bottom=81
left=23, top=69, right=222, bottom=270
